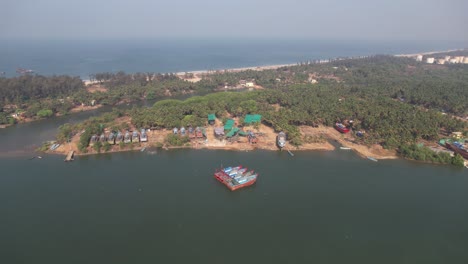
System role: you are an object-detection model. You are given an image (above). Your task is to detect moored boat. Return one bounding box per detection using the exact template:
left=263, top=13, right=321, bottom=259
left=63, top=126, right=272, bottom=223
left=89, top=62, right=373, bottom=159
left=340, top=147, right=352, bottom=150
left=49, top=143, right=60, bottom=151
left=445, top=142, right=468, bottom=159
left=277, top=131, right=286, bottom=149
left=214, top=165, right=258, bottom=191
left=335, top=123, right=350, bottom=133
left=367, top=156, right=378, bottom=162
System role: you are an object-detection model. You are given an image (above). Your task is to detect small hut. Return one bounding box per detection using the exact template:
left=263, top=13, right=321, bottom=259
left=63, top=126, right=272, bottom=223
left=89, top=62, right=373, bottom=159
left=195, top=127, right=203, bottom=138
left=124, top=131, right=131, bottom=143
left=116, top=132, right=123, bottom=143
left=140, top=129, right=148, bottom=142
left=132, top=131, right=140, bottom=142
left=173, top=127, right=179, bottom=134
left=89, top=134, right=99, bottom=146
left=107, top=132, right=115, bottom=145
left=214, top=127, right=225, bottom=138
left=180, top=127, right=186, bottom=136
left=208, top=114, right=216, bottom=125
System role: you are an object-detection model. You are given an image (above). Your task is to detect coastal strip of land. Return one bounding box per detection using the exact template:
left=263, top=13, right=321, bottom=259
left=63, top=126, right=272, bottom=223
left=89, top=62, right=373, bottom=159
left=82, top=48, right=464, bottom=85
left=49, top=120, right=396, bottom=160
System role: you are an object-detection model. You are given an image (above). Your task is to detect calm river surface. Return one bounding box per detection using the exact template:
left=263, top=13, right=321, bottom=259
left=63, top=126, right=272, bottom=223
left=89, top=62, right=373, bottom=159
left=1, top=110, right=468, bottom=263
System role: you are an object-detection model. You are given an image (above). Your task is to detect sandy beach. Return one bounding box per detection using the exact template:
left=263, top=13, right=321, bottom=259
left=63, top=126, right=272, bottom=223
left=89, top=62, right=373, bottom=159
left=80, top=48, right=465, bottom=85
left=394, top=49, right=463, bottom=57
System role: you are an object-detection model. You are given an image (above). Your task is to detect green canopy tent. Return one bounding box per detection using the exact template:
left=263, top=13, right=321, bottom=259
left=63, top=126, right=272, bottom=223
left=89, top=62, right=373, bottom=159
left=226, top=127, right=240, bottom=138
left=244, top=114, right=262, bottom=125
left=224, top=119, right=235, bottom=131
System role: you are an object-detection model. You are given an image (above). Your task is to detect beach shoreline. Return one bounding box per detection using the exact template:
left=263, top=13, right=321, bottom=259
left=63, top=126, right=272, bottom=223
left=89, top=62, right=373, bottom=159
left=81, top=48, right=465, bottom=84
left=394, top=49, right=463, bottom=57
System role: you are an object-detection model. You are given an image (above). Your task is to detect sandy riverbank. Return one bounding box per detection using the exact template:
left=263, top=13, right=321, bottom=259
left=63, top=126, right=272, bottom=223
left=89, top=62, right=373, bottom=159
left=49, top=119, right=395, bottom=160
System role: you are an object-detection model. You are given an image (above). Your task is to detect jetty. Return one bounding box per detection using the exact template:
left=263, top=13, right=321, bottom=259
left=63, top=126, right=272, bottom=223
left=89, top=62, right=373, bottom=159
left=65, top=150, right=74, bottom=162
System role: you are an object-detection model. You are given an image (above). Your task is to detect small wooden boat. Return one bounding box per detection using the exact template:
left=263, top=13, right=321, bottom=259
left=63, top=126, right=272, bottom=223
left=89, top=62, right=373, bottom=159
left=367, top=156, right=378, bottom=162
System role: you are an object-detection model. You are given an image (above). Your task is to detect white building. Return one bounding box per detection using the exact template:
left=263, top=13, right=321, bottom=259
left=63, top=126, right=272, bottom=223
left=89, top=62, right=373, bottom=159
left=464, top=57, right=468, bottom=64
left=449, top=58, right=458, bottom=64
left=454, top=56, right=464, bottom=63
left=444, top=56, right=451, bottom=61
left=416, top=55, right=423, bottom=62
left=426, top=57, right=435, bottom=64
left=245, top=82, right=255, bottom=87
left=436, top=59, right=445, bottom=65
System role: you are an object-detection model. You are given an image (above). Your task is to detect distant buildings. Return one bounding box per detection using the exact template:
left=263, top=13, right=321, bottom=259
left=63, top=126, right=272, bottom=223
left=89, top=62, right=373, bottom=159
left=415, top=53, right=467, bottom=65
left=245, top=82, right=255, bottom=87
left=239, top=80, right=255, bottom=87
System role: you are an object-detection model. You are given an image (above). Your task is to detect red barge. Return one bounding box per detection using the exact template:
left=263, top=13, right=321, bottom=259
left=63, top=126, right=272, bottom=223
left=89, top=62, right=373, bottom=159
left=214, top=166, right=258, bottom=191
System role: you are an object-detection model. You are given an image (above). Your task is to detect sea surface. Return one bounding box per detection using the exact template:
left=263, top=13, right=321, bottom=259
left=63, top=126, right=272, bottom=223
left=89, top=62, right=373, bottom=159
left=0, top=38, right=466, bottom=78
left=1, top=39, right=468, bottom=263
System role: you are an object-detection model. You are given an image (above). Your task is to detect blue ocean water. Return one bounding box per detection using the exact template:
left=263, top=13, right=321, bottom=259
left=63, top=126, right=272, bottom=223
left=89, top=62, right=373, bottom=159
left=0, top=38, right=465, bottom=78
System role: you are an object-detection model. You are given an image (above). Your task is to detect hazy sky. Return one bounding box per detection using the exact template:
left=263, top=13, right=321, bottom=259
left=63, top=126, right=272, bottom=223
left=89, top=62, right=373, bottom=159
left=1, top=0, right=467, bottom=42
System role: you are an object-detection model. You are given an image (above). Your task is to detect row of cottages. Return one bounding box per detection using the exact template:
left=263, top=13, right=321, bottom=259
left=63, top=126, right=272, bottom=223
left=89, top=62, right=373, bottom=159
left=89, top=130, right=147, bottom=146
left=173, top=126, right=205, bottom=138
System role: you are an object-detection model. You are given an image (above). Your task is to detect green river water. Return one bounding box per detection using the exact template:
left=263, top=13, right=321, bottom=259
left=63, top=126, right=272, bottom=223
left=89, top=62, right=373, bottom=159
left=0, top=108, right=467, bottom=264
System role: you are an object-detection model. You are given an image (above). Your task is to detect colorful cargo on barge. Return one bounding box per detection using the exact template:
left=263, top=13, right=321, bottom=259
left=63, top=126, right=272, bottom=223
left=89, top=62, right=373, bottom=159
left=214, top=166, right=258, bottom=191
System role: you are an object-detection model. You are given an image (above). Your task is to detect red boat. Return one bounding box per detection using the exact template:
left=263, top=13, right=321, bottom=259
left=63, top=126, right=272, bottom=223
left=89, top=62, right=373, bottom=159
left=445, top=143, right=468, bottom=159
left=335, top=123, right=350, bottom=133
left=214, top=166, right=258, bottom=191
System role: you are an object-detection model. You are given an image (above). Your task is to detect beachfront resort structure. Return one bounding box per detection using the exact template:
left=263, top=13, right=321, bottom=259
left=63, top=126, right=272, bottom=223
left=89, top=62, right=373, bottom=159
left=414, top=54, right=468, bottom=65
